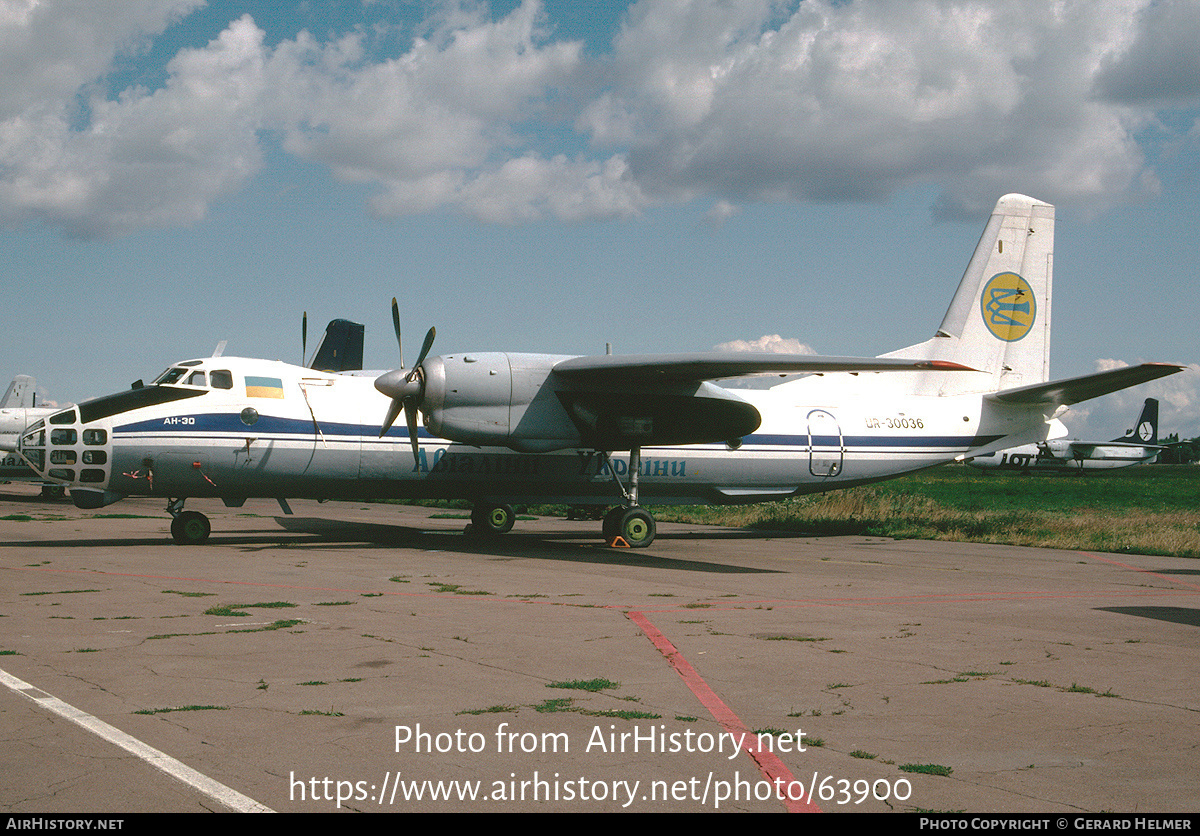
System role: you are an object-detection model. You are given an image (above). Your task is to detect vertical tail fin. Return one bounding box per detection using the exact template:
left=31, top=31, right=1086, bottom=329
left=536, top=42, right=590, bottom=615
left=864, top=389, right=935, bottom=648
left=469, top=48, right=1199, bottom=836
left=309, top=320, right=365, bottom=372
left=883, top=194, right=1054, bottom=395
left=1, top=375, right=36, bottom=409
left=1115, top=398, right=1158, bottom=444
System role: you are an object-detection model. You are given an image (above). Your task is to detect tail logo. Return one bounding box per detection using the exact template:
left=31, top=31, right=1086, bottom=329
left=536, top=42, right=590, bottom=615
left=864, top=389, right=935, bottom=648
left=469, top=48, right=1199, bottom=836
left=981, top=272, right=1036, bottom=342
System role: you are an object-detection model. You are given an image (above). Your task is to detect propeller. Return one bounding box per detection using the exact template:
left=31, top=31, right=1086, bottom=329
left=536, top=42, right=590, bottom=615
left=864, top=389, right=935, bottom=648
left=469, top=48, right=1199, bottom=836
left=302, top=311, right=308, bottom=366
left=376, top=297, right=436, bottom=463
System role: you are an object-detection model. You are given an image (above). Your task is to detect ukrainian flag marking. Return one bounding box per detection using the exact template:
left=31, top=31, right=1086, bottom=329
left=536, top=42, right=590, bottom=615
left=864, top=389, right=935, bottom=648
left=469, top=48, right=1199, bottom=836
left=245, top=376, right=285, bottom=399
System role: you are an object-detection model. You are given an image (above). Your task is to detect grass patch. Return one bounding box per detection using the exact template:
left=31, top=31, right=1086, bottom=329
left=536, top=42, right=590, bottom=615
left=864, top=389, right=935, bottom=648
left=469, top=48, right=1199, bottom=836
left=1, top=514, right=33, bottom=521
left=647, top=465, right=1200, bottom=558
left=162, top=589, right=214, bottom=598
left=228, top=619, right=303, bottom=633
left=581, top=709, right=662, bottom=720
left=204, top=602, right=297, bottom=617
left=427, top=583, right=491, bottom=595
left=547, top=678, right=619, bottom=692
left=133, top=705, right=227, bottom=715
left=533, top=698, right=575, bottom=713
left=850, top=750, right=877, bottom=760
left=457, top=705, right=520, bottom=715
left=900, top=763, right=953, bottom=777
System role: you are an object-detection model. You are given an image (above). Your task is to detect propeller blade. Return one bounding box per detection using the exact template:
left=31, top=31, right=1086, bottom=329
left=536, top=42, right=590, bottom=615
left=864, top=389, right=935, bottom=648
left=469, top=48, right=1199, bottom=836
left=391, top=297, right=403, bottom=369
left=380, top=397, right=404, bottom=438
left=405, top=400, right=420, bottom=462
left=302, top=311, right=308, bottom=366
left=409, top=326, right=436, bottom=381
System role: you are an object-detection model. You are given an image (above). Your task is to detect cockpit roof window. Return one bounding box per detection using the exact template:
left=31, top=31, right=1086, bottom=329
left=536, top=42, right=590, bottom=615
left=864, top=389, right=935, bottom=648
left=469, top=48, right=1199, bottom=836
left=78, top=387, right=206, bottom=424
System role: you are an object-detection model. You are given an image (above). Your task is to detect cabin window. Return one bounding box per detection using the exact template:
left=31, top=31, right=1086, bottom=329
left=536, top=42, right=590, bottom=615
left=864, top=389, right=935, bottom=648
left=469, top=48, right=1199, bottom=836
left=211, top=370, right=233, bottom=390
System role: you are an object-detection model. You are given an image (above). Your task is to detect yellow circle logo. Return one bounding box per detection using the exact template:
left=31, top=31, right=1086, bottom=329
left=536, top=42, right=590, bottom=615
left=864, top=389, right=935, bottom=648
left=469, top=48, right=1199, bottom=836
left=980, top=273, right=1035, bottom=342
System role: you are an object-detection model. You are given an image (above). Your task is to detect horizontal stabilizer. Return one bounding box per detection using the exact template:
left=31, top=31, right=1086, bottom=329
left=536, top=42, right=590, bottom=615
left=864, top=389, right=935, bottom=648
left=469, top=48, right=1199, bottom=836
left=553, top=352, right=974, bottom=383
left=985, top=363, right=1182, bottom=407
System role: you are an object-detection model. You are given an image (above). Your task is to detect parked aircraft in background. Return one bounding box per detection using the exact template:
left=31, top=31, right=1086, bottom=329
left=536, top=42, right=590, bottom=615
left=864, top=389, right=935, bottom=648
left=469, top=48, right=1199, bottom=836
left=14, top=194, right=1182, bottom=546
left=966, top=399, right=1163, bottom=472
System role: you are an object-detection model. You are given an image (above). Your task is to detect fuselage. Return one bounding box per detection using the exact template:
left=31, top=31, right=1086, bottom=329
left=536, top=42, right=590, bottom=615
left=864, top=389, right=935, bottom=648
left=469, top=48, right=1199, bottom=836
left=16, top=356, right=1023, bottom=510
left=966, top=440, right=1159, bottom=472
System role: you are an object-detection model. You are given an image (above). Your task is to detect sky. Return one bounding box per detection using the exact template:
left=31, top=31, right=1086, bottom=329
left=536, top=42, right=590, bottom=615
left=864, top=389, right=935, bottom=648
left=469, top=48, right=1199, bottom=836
left=2, top=0, right=1198, bottom=439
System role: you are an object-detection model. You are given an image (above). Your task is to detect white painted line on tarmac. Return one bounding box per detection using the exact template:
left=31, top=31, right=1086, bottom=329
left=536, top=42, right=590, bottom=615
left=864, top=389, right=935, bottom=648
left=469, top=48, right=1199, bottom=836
left=0, top=666, right=274, bottom=813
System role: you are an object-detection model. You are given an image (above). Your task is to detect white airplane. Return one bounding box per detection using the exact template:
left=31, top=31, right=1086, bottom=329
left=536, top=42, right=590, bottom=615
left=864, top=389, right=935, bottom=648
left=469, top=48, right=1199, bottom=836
left=966, top=398, right=1163, bottom=472
left=0, top=375, right=54, bottom=453
left=13, top=194, right=1182, bottom=547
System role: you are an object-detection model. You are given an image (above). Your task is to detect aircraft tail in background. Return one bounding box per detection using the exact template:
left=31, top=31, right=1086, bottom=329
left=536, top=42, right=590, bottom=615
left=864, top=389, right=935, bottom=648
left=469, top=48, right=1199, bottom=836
left=1115, top=398, right=1158, bottom=444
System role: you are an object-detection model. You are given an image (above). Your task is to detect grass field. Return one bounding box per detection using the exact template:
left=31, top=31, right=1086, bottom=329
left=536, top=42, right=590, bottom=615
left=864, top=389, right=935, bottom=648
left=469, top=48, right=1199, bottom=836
left=648, top=464, right=1200, bottom=558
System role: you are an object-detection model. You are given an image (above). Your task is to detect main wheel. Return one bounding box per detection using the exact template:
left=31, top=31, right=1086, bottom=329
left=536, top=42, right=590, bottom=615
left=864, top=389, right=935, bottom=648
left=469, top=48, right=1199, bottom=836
left=470, top=503, right=515, bottom=535
left=614, top=507, right=656, bottom=548
left=602, top=506, right=623, bottom=541
left=170, top=510, right=211, bottom=545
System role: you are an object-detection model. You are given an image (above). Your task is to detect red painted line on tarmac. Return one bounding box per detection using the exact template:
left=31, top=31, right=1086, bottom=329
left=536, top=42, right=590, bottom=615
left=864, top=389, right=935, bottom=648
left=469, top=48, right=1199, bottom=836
left=1080, top=552, right=1200, bottom=592
left=625, top=609, right=821, bottom=813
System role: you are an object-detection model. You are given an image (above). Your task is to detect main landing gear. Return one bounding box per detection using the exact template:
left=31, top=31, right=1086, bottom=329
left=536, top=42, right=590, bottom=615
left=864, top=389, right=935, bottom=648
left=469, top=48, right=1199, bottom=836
left=466, top=447, right=657, bottom=548
left=600, top=447, right=655, bottom=548
left=167, top=498, right=211, bottom=545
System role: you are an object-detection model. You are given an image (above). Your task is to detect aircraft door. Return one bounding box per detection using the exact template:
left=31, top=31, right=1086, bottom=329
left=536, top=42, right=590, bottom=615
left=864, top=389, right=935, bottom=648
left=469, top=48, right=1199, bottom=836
left=807, top=409, right=843, bottom=477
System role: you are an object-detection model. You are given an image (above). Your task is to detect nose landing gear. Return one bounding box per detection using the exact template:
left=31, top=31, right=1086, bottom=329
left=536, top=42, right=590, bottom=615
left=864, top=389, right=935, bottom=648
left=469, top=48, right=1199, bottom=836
left=167, top=499, right=211, bottom=545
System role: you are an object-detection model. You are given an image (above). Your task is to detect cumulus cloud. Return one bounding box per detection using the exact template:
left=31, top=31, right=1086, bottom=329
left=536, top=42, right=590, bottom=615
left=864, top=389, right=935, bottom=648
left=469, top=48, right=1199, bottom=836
left=1, top=0, right=1199, bottom=237
left=592, top=0, right=1181, bottom=216
left=715, top=334, right=817, bottom=354
left=1059, top=361, right=1200, bottom=442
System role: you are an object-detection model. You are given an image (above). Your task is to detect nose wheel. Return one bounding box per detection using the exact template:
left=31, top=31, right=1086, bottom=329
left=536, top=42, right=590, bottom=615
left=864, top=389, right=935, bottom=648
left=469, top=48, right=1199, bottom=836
left=167, top=499, right=211, bottom=545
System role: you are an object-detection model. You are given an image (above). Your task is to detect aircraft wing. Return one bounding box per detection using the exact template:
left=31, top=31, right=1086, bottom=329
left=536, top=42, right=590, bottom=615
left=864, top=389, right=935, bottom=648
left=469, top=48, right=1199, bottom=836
left=546, top=353, right=972, bottom=449
left=985, top=363, right=1183, bottom=408
left=552, top=352, right=974, bottom=383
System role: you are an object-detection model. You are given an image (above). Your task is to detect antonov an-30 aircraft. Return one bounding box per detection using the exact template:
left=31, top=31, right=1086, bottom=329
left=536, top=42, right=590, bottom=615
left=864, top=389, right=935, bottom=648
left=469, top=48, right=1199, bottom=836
left=15, top=194, right=1182, bottom=547
left=967, top=398, right=1163, bottom=472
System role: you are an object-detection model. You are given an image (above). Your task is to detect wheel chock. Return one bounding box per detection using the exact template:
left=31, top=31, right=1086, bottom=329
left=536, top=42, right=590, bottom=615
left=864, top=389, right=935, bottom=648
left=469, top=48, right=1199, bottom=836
left=607, top=536, right=631, bottom=548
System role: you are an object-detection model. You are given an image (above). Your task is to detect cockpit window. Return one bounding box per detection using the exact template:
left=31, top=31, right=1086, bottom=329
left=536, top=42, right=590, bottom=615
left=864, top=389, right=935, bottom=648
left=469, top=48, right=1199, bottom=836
left=185, top=371, right=207, bottom=387
left=78, top=387, right=206, bottom=424
left=211, top=370, right=233, bottom=390
left=49, top=408, right=77, bottom=425
left=154, top=367, right=188, bottom=385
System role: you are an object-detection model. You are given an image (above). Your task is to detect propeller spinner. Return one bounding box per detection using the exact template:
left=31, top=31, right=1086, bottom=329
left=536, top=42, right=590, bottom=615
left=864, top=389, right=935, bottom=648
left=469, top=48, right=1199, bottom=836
left=376, top=298, right=435, bottom=463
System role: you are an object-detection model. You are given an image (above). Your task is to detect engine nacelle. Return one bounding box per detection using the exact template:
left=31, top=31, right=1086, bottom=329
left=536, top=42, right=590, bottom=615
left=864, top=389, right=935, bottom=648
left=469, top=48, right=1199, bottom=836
left=422, top=353, right=582, bottom=452
left=418, top=352, right=762, bottom=453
